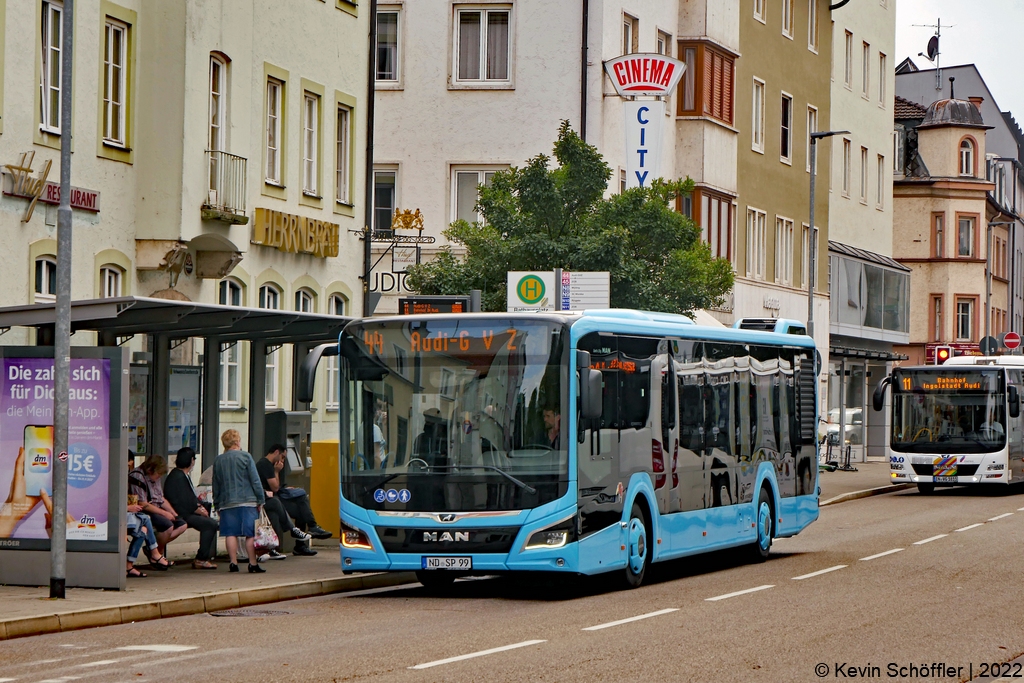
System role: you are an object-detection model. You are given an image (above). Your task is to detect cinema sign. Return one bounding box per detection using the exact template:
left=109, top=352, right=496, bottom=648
left=604, top=53, right=686, bottom=97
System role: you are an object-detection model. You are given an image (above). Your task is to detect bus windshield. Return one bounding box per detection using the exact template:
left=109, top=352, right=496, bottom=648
left=891, top=368, right=1006, bottom=454
left=339, top=318, right=568, bottom=512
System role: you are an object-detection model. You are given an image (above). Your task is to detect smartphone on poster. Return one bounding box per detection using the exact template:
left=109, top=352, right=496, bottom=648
left=23, top=425, right=54, bottom=498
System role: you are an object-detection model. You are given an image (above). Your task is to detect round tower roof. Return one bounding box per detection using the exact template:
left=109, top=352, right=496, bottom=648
left=918, top=98, right=989, bottom=129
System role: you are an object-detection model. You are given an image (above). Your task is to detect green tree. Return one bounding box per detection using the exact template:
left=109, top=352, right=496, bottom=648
left=405, top=121, right=734, bottom=315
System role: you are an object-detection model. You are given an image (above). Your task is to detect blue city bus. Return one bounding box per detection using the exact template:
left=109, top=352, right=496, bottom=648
left=299, top=309, right=820, bottom=588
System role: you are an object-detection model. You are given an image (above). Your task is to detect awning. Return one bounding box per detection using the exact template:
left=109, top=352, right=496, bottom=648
left=829, top=344, right=907, bottom=361
left=0, top=296, right=351, bottom=344
left=828, top=240, right=911, bottom=272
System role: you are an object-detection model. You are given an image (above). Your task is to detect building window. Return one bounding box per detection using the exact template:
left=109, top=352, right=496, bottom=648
left=698, top=190, right=733, bottom=261
left=931, top=295, right=943, bottom=341
left=876, top=154, right=885, bottom=208
left=859, top=146, right=868, bottom=203
left=956, top=298, right=974, bottom=341
left=373, top=170, right=397, bottom=236
left=329, top=293, right=347, bottom=316
left=265, top=78, right=283, bottom=184
left=218, top=279, right=243, bottom=407
left=302, top=92, right=320, bottom=196
left=622, top=13, right=638, bottom=54
left=861, top=42, right=870, bottom=98
left=35, top=257, right=57, bottom=303
left=40, top=1, right=63, bottom=134
left=209, top=55, right=226, bottom=152
left=376, top=10, right=400, bottom=82
left=775, top=217, right=794, bottom=285
left=100, top=266, right=122, bottom=298
left=336, top=105, right=351, bottom=204
left=958, top=216, right=975, bottom=257
left=677, top=43, right=734, bottom=125
left=841, top=139, right=851, bottom=197
left=843, top=31, right=853, bottom=88
left=295, top=289, right=315, bottom=313
left=455, top=7, right=511, bottom=83
left=780, top=94, right=793, bottom=163
left=325, top=293, right=347, bottom=409
left=657, top=30, right=671, bottom=56
left=878, top=53, right=886, bottom=105
left=933, top=213, right=944, bottom=258
left=893, top=125, right=905, bottom=174
left=258, top=284, right=281, bottom=408
left=807, top=0, right=818, bottom=51
left=102, top=19, right=127, bottom=146
left=751, top=78, right=765, bottom=152
left=959, top=138, right=975, bottom=177
left=806, top=105, right=818, bottom=173
left=746, top=208, right=767, bottom=280
left=801, top=225, right=817, bottom=288
left=754, top=0, right=765, bottom=23
left=781, top=0, right=793, bottom=38
left=453, top=169, right=498, bottom=223
left=619, top=169, right=626, bottom=194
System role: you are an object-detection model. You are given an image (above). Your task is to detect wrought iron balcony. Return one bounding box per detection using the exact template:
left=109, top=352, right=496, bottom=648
left=202, top=150, right=249, bottom=224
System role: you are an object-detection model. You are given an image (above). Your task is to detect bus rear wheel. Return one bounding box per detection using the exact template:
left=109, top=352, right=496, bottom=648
left=917, top=482, right=935, bottom=495
left=748, top=487, right=773, bottom=563
left=623, top=502, right=650, bottom=589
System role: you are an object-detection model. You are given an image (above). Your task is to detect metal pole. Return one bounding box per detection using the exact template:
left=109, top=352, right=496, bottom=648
left=50, top=0, right=75, bottom=600
left=807, top=138, right=817, bottom=341
left=986, top=222, right=992, bottom=342
left=362, top=0, right=378, bottom=317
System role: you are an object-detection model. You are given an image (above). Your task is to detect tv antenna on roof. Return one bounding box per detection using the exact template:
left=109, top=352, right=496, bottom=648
left=913, top=18, right=952, bottom=91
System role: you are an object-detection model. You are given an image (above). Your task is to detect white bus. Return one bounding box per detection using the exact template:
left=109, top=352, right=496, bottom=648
left=872, top=356, right=1024, bottom=493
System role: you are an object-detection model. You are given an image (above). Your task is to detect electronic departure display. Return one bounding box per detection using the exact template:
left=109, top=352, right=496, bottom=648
left=894, top=369, right=1001, bottom=393
left=398, top=297, right=469, bottom=315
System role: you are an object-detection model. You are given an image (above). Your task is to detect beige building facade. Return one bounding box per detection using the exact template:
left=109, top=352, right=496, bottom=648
left=0, top=0, right=369, bottom=447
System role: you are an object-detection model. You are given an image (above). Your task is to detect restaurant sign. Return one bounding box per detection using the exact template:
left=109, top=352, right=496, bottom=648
left=3, top=152, right=101, bottom=222
left=252, top=208, right=340, bottom=258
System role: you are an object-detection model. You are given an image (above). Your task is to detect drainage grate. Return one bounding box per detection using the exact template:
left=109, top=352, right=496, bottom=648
left=210, top=608, right=291, bottom=617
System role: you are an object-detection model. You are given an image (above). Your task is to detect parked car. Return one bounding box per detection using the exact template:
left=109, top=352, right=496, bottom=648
left=825, top=408, right=863, bottom=445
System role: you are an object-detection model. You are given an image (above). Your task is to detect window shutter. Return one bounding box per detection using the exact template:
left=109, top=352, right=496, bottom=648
left=703, top=49, right=713, bottom=115
left=712, top=53, right=723, bottom=119
left=722, top=56, right=734, bottom=124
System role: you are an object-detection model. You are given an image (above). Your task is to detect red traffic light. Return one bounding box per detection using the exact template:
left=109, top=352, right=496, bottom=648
left=935, top=346, right=951, bottom=364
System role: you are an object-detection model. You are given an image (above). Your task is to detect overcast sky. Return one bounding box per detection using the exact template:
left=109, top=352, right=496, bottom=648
left=894, top=0, right=1024, bottom=118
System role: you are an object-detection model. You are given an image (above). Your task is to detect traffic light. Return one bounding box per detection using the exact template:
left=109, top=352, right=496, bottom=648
left=935, top=346, right=952, bottom=365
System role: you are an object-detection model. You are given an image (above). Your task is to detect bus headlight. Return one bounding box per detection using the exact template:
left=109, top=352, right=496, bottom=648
left=341, top=521, right=374, bottom=550
left=524, top=516, right=577, bottom=550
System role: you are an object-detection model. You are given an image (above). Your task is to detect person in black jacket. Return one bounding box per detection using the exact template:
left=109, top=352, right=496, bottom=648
left=164, top=447, right=219, bottom=570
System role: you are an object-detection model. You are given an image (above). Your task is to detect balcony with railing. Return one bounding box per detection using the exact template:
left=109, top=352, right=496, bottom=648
left=202, top=150, right=249, bottom=224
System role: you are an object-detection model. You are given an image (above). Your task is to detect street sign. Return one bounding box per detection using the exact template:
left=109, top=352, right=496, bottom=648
left=1004, top=332, right=1021, bottom=350
left=979, top=335, right=1000, bottom=356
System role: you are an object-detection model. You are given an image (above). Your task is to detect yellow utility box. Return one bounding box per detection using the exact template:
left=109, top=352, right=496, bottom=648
left=310, top=440, right=340, bottom=537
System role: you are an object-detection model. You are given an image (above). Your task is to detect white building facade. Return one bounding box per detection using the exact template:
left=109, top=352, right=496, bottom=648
left=0, top=0, right=368, bottom=446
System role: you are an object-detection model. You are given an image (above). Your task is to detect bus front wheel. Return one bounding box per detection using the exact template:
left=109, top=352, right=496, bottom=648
left=917, top=482, right=935, bottom=495
left=623, top=502, right=650, bottom=589
left=748, top=487, right=773, bottom=563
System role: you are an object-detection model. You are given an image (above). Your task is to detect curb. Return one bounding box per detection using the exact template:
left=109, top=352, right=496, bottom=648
left=0, top=571, right=418, bottom=642
left=821, top=483, right=916, bottom=506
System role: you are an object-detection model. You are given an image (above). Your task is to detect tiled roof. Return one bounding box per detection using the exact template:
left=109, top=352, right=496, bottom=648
left=895, top=95, right=928, bottom=120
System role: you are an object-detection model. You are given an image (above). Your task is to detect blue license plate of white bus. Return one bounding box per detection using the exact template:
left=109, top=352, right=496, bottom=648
left=422, top=556, right=472, bottom=570
left=934, top=476, right=957, bottom=483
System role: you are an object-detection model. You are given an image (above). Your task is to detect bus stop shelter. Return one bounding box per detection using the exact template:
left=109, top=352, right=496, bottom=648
left=0, top=296, right=350, bottom=469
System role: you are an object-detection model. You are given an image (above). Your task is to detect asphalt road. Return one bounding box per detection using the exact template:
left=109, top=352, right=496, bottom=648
left=4, top=486, right=1024, bottom=683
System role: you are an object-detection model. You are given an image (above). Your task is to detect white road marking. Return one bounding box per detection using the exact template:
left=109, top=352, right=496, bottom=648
left=0, top=678, right=17, bottom=682
left=37, top=678, right=80, bottom=683
left=1018, top=507, right=1024, bottom=512
left=859, top=548, right=903, bottom=561
left=989, top=513, right=1014, bottom=521
left=79, top=660, right=121, bottom=668
left=409, top=640, right=547, bottom=670
left=913, top=534, right=947, bottom=545
left=955, top=523, right=985, bottom=532
left=791, top=565, right=847, bottom=581
left=115, top=645, right=197, bottom=653
left=705, top=585, right=774, bottom=602
left=582, top=608, right=679, bottom=631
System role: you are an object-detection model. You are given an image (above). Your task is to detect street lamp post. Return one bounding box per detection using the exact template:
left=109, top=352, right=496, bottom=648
left=807, top=130, right=849, bottom=342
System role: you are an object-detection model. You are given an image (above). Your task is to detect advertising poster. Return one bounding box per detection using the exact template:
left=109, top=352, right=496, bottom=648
left=0, top=357, right=111, bottom=543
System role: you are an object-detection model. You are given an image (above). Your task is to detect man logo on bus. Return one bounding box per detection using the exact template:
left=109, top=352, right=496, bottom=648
left=517, top=275, right=545, bottom=305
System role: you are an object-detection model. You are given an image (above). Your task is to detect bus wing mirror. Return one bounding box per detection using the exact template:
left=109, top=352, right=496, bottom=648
left=580, top=369, right=603, bottom=421
left=871, top=376, right=891, bottom=412
left=296, top=343, right=339, bottom=404
left=1009, top=385, right=1020, bottom=419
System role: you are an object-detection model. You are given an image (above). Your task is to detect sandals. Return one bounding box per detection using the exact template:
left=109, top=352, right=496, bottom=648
left=149, top=555, right=171, bottom=571
left=192, top=560, right=218, bottom=570
left=127, top=567, right=147, bottom=578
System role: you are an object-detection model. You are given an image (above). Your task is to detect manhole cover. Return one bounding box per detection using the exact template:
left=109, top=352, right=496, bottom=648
left=210, top=608, right=290, bottom=617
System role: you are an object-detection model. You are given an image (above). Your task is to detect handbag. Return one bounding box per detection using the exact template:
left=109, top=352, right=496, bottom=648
left=253, top=507, right=279, bottom=553
left=277, top=487, right=307, bottom=500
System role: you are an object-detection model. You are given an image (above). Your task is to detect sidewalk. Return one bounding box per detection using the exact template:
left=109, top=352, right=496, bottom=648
left=0, top=540, right=415, bottom=641
left=818, top=459, right=910, bottom=504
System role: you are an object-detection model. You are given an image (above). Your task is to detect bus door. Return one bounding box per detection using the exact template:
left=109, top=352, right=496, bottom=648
left=704, top=361, right=738, bottom=517
left=1008, top=370, right=1024, bottom=482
